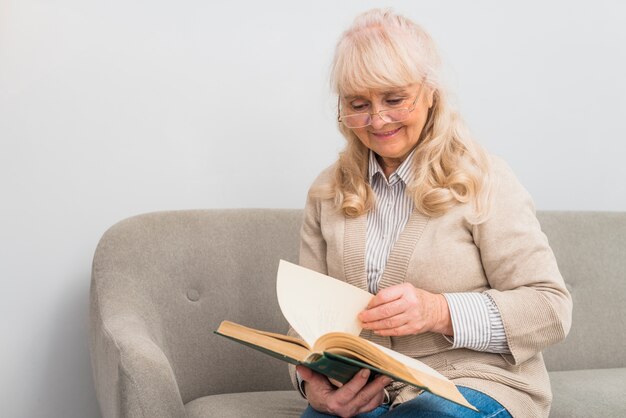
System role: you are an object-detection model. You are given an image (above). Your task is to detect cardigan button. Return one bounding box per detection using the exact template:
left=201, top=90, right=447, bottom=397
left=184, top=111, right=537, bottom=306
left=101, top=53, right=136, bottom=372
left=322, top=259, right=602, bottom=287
left=187, top=289, right=200, bottom=302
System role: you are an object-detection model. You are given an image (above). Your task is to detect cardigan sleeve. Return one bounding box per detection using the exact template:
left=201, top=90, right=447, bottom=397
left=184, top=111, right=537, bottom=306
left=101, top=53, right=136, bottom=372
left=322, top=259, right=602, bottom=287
left=299, top=188, right=328, bottom=275
left=474, top=157, right=573, bottom=365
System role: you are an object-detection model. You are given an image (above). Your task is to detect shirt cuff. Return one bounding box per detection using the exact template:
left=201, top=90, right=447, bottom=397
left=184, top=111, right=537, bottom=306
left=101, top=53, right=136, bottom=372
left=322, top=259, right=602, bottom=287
left=443, top=292, right=492, bottom=351
left=484, top=292, right=511, bottom=354
left=296, top=371, right=307, bottom=398
left=443, top=292, right=511, bottom=353
left=383, top=388, right=391, bottom=405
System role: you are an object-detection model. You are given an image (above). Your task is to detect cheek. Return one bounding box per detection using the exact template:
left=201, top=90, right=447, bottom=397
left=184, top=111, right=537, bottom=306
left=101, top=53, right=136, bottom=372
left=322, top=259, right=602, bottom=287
left=406, top=114, right=428, bottom=138
left=408, top=124, right=422, bottom=138
left=352, top=128, right=370, bottom=145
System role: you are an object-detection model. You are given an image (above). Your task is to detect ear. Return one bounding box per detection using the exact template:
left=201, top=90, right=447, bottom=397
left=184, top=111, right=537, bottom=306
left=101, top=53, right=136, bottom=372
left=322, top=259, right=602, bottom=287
left=426, top=88, right=436, bottom=108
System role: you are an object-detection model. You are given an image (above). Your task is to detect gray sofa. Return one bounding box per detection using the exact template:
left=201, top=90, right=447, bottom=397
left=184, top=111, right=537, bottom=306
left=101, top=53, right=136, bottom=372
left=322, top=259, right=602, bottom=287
left=89, top=210, right=626, bottom=418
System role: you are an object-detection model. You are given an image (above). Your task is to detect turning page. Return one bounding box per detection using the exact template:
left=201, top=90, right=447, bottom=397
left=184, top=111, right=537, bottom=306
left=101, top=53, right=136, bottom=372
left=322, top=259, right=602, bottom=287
left=276, top=260, right=372, bottom=347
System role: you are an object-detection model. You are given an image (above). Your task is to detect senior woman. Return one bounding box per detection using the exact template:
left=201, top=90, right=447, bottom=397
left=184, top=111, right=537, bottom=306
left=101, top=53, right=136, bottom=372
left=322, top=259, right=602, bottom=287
left=290, top=8, right=572, bottom=418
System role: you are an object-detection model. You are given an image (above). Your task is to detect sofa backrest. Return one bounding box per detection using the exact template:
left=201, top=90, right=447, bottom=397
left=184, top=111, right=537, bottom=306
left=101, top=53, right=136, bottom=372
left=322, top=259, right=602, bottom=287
left=537, top=211, right=626, bottom=371
left=91, top=209, right=626, bottom=403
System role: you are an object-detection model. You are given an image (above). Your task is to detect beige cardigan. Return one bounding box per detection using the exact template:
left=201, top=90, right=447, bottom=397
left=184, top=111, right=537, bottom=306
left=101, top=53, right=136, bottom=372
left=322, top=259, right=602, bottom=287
left=290, top=156, right=572, bottom=418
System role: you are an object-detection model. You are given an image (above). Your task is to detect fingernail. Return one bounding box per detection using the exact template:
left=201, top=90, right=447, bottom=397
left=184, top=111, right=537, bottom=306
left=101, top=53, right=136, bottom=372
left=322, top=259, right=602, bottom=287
left=361, top=369, right=370, bottom=378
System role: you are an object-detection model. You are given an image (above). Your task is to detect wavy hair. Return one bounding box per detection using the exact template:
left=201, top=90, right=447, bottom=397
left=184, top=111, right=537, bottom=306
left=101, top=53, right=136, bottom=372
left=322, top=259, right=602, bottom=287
left=317, top=8, right=493, bottom=223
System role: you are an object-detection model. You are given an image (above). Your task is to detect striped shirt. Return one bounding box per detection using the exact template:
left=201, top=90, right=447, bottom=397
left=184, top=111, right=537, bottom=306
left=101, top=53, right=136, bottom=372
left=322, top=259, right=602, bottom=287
left=367, top=150, right=509, bottom=353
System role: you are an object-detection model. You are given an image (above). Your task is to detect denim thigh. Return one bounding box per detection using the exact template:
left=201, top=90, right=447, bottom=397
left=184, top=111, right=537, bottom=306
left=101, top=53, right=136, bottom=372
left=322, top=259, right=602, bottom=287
left=300, top=386, right=511, bottom=418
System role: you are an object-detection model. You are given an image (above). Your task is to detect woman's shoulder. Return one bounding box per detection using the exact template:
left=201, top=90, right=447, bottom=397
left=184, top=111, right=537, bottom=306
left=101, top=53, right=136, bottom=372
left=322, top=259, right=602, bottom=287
left=310, top=162, right=337, bottom=188
left=302, top=162, right=339, bottom=216
left=486, top=154, right=529, bottom=193
left=483, top=154, right=536, bottom=216
left=487, top=154, right=515, bottom=177
left=306, top=162, right=338, bottom=199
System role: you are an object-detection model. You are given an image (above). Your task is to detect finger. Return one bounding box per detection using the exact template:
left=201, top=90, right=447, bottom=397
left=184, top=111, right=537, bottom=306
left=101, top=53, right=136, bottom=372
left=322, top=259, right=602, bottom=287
left=360, top=299, right=407, bottom=324
left=296, top=365, right=315, bottom=381
left=333, top=369, right=371, bottom=404
left=362, top=312, right=408, bottom=331
left=373, top=323, right=420, bottom=337
left=368, top=374, right=393, bottom=392
left=346, top=374, right=392, bottom=413
left=355, top=389, right=386, bottom=415
left=296, top=365, right=332, bottom=390
left=365, top=285, right=406, bottom=309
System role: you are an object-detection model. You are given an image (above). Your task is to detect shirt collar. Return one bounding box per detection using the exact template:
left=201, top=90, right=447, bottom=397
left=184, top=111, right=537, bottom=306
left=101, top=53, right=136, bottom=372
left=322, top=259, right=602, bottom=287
left=368, top=148, right=417, bottom=186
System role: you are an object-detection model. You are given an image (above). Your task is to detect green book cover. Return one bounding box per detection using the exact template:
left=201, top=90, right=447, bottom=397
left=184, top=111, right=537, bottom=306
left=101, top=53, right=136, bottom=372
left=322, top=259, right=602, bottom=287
left=214, top=329, right=428, bottom=392
left=214, top=329, right=382, bottom=385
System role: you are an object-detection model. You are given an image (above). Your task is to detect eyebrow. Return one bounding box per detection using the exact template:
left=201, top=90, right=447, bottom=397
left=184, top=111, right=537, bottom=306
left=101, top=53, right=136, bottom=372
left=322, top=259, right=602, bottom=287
left=343, top=89, right=410, bottom=100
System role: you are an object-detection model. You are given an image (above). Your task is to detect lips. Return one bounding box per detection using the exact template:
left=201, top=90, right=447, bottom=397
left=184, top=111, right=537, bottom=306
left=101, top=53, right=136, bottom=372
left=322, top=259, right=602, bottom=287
left=371, top=127, right=402, bottom=139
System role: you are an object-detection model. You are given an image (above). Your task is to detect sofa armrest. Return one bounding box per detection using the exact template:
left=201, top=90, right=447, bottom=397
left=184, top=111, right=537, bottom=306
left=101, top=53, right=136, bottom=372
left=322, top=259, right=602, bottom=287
left=90, top=306, right=186, bottom=418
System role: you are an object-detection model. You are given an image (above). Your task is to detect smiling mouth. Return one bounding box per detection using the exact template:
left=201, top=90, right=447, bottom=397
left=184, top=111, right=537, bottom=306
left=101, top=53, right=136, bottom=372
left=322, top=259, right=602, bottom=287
left=371, top=127, right=402, bottom=139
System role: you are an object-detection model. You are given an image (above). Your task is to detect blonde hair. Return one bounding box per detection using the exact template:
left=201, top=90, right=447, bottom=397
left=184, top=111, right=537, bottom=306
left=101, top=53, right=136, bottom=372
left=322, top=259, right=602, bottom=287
left=319, top=8, right=492, bottom=223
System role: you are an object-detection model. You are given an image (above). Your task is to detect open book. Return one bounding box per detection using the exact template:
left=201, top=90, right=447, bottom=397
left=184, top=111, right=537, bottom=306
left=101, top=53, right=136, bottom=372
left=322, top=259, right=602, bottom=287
left=215, top=260, right=476, bottom=411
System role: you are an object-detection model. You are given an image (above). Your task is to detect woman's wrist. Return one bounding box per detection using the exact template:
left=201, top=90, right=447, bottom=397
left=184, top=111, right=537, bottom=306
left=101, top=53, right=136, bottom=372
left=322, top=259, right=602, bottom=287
left=433, top=294, right=453, bottom=336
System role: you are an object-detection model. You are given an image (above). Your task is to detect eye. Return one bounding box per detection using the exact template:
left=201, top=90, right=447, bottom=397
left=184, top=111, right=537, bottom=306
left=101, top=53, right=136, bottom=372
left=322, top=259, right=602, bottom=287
left=385, top=98, right=406, bottom=106
left=350, top=102, right=369, bottom=112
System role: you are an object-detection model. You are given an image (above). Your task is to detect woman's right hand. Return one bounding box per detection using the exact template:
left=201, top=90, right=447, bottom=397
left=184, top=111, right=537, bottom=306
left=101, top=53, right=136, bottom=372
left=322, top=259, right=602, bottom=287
left=296, top=365, right=392, bottom=417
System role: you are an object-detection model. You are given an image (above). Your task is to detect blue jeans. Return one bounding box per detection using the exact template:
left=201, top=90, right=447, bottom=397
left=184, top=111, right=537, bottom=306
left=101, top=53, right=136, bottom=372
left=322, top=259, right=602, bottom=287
left=301, top=386, right=512, bottom=418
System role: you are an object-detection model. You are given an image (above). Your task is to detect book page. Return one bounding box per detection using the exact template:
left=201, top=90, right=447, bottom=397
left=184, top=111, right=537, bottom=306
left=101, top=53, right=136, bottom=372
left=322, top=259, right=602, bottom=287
left=276, top=260, right=373, bottom=347
left=365, top=340, right=447, bottom=380
left=216, top=321, right=311, bottom=362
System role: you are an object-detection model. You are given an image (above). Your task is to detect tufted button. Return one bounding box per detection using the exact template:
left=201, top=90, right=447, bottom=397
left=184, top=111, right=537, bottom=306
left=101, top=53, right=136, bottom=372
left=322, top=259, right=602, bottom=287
left=186, top=289, right=200, bottom=302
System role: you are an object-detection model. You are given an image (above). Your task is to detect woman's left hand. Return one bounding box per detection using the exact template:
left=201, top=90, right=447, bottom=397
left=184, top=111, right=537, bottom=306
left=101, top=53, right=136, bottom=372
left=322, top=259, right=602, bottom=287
left=358, top=283, right=453, bottom=337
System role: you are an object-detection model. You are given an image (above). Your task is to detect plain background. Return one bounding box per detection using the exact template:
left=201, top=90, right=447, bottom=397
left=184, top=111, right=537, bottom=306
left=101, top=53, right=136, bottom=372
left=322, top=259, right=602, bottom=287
left=1, top=0, right=624, bottom=417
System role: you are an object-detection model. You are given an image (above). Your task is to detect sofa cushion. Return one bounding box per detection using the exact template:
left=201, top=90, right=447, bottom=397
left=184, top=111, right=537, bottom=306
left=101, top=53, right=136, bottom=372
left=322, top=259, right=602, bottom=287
left=185, top=390, right=308, bottom=418
left=548, top=368, right=626, bottom=417
left=184, top=369, right=626, bottom=418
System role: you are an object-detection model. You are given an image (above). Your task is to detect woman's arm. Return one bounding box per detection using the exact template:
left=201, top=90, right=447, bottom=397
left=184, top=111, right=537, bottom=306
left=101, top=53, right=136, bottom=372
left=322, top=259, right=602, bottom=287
left=299, top=189, right=328, bottom=274
left=472, top=157, right=573, bottom=365
left=359, top=158, right=571, bottom=361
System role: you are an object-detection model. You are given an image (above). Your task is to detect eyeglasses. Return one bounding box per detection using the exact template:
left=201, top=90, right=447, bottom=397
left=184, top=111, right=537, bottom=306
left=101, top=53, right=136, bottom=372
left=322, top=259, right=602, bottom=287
left=337, top=81, right=426, bottom=129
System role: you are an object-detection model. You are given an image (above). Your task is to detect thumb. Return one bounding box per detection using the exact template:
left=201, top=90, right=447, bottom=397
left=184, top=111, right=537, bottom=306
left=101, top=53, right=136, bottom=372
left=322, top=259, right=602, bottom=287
left=296, top=365, right=328, bottom=387
left=296, top=365, right=313, bottom=380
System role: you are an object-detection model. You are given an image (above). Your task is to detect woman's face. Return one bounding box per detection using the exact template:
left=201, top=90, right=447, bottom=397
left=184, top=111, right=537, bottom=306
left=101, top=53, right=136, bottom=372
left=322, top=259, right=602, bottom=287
left=342, top=82, right=433, bottom=171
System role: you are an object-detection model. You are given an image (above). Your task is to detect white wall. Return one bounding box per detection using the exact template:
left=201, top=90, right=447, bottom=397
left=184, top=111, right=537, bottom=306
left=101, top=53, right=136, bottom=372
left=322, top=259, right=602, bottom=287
left=1, top=1, right=624, bottom=417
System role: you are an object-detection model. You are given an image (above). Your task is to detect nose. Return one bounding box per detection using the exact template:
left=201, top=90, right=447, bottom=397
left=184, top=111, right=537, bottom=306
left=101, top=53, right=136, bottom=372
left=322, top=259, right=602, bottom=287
left=370, top=112, right=387, bottom=129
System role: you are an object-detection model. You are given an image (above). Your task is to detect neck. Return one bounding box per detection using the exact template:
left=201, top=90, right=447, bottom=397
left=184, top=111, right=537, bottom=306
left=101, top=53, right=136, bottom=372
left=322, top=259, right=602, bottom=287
left=375, top=144, right=419, bottom=178
left=377, top=155, right=403, bottom=178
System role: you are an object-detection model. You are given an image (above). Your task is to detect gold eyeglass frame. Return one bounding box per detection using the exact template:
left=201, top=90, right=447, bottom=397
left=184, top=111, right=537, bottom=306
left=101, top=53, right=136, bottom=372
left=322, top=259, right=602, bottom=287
left=337, top=79, right=427, bottom=129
